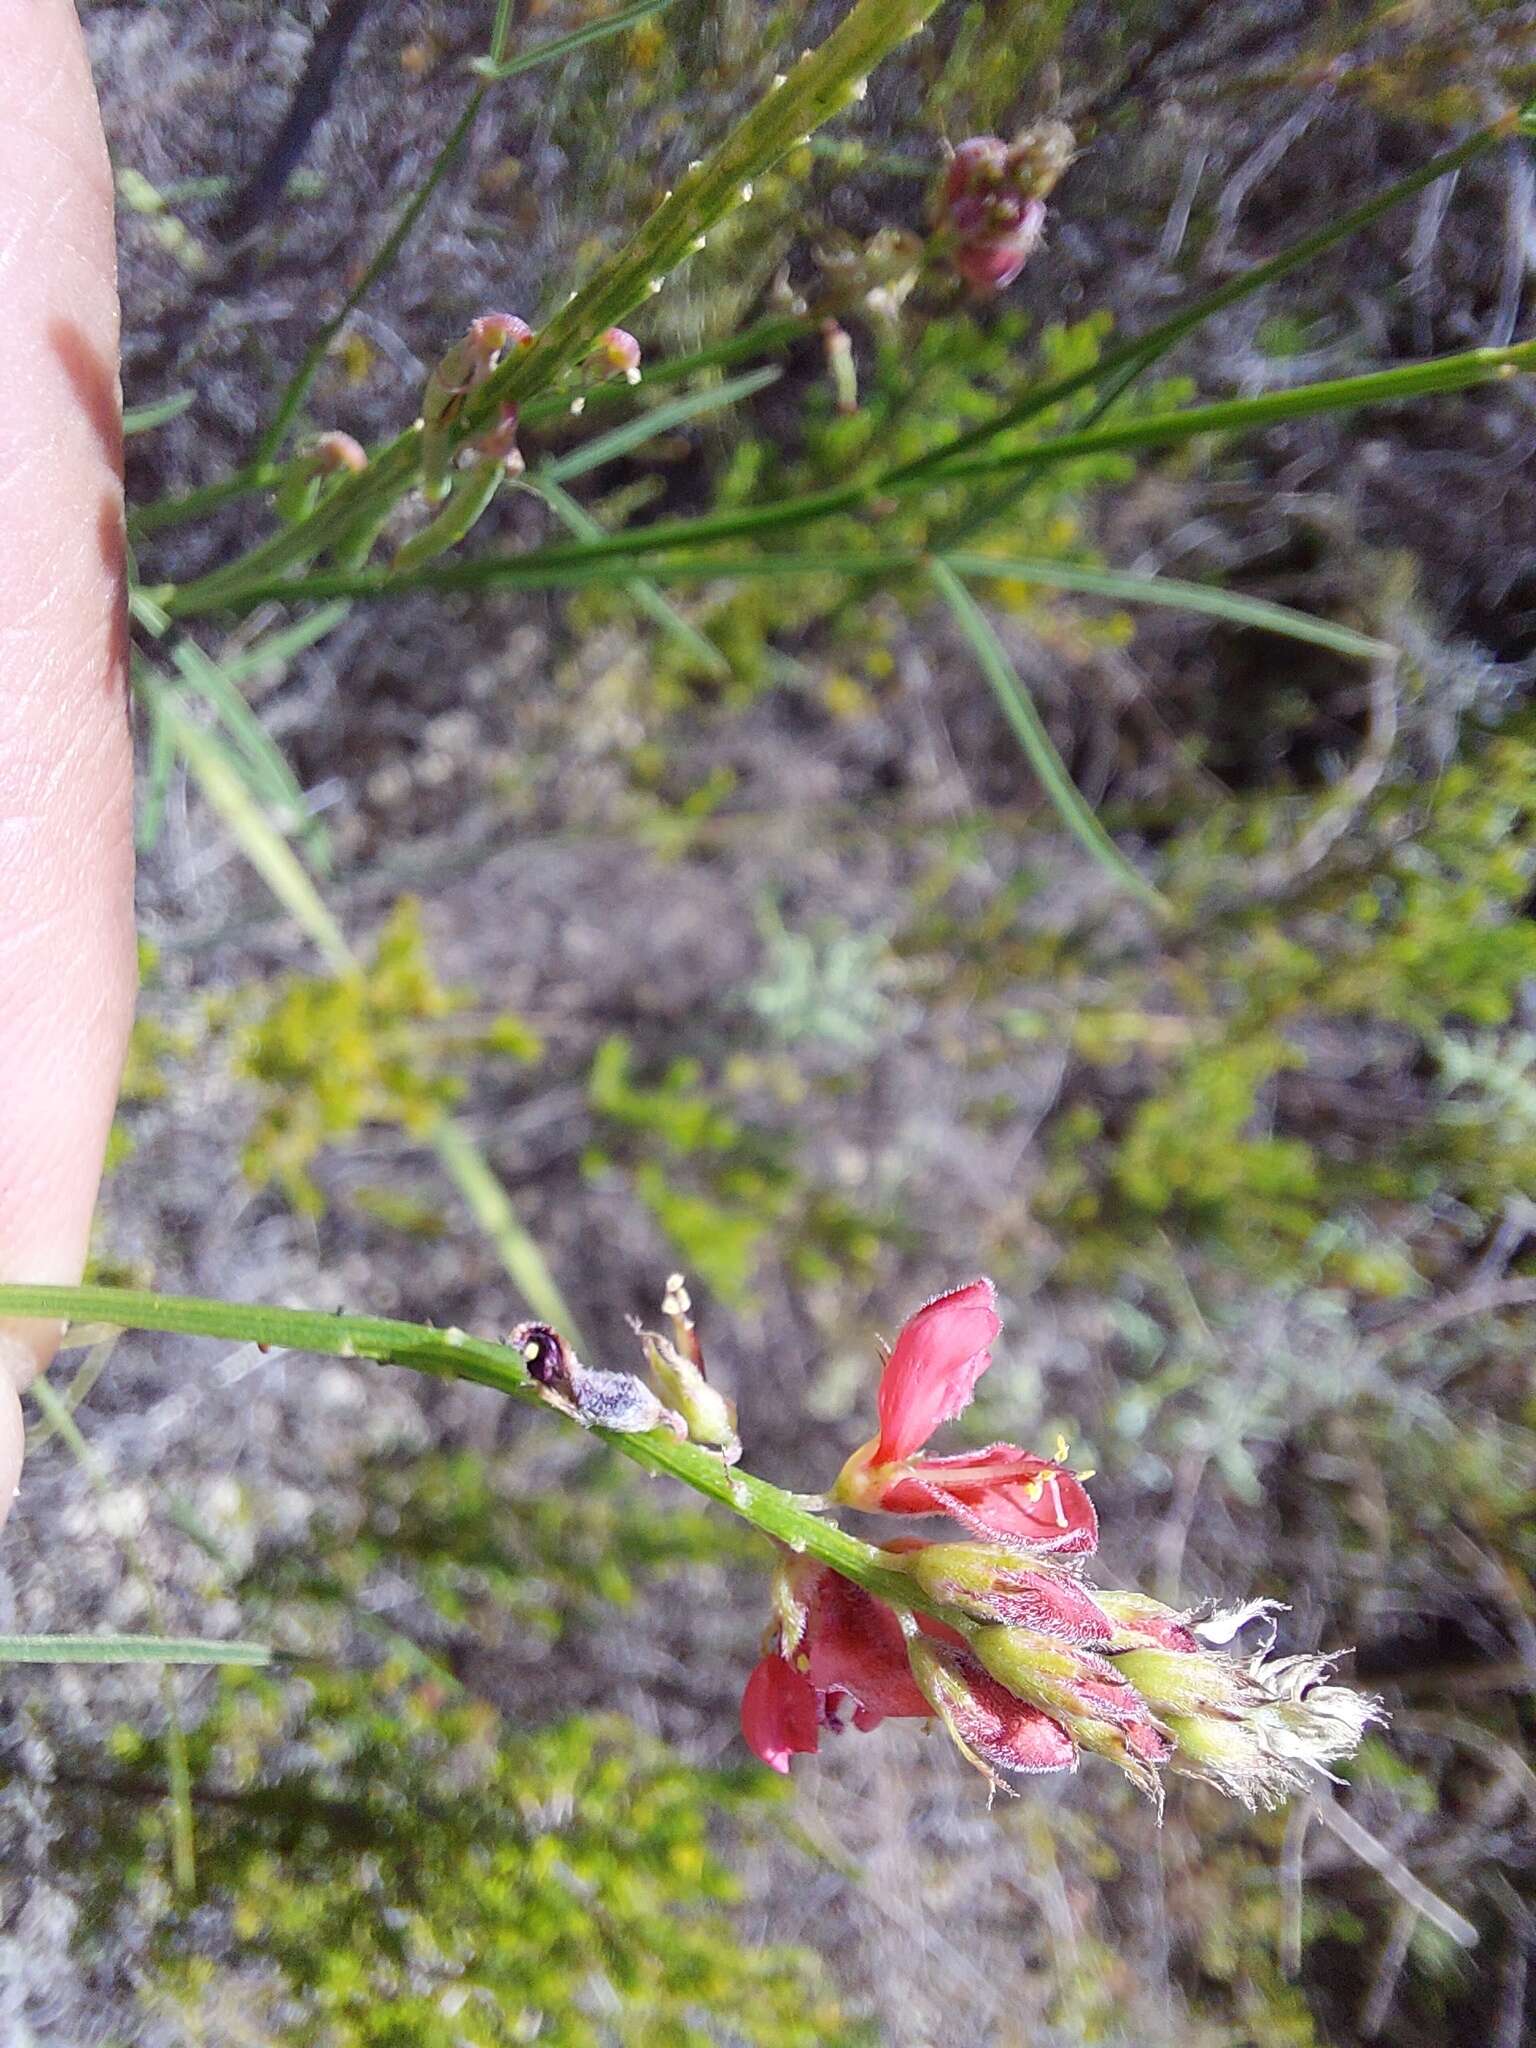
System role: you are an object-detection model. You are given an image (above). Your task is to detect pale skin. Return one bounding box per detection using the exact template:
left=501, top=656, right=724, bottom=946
left=0, top=3, right=137, bottom=1518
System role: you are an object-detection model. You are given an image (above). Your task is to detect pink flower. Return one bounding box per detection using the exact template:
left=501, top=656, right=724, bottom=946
left=740, top=1654, right=818, bottom=1774
left=833, top=1281, right=1099, bottom=1554
left=933, top=128, right=1069, bottom=295
left=740, top=1563, right=1079, bottom=1784
left=878, top=1444, right=1098, bottom=1554
left=951, top=211, right=1044, bottom=293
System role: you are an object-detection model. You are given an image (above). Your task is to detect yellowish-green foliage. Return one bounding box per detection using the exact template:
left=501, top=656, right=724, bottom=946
left=580, top=312, right=1191, bottom=704
left=1034, top=730, right=1536, bottom=1276
left=59, top=1451, right=854, bottom=2046
left=585, top=1034, right=888, bottom=1304
left=94, top=1681, right=856, bottom=2048
left=236, top=898, right=541, bottom=1212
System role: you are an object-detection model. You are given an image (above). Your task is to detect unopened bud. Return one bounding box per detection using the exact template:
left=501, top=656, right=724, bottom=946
left=273, top=431, right=368, bottom=523
left=307, top=430, right=367, bottom=475
left=422, top=313, right=535, bottom=500
left=972, top=1623, right=1173, bottom=1801
left=907, top=1634, right=1077, bottom=1793
left=1007, top=119, right=1076, bottom=199
left=637, top=1325, right=740, bottom=1462
left=591, top=327, right=642, bottom=383
left=900, top=1542, right=1113, bottom=1644
left=1094, top=1589, right=1201, bottom=1655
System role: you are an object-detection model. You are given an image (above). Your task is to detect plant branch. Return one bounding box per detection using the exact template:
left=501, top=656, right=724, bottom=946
left=0, top=1284, right=938, bottom=1623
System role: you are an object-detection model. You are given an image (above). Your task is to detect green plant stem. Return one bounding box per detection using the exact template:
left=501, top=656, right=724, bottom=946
left=154, top=0, right=939, bottom=612
left=29, top=1376, right=198, bottom=1895
left=1, top=1285, right=936, bottom=1624
left=161, top=340, right=1536, bottom=619
left=0, top=1635, right=271, bottom=1665
left=923, top=341, right=1536, bottom=487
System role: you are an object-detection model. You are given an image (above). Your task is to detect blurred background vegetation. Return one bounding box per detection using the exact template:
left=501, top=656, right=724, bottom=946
left=3, top=1, right=1535, bottom=2042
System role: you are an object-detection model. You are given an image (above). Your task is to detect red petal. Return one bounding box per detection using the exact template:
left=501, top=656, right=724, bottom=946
left=873, top=1279, right=1001, bottom=1464
left=803, top=1569, right=931, bottom=1724
left=879, top=1446, right=1099, bottom=1556
left=740, top=1655, right=819, bottom=1773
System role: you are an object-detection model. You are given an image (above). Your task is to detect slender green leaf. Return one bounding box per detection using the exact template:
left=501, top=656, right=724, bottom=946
left=215, top=602, right=351, bottom=686
left=140, top=668, right=353, bottom=973
left=472, top=0, right=683, bottom=78
left=946, top=552, right=1394, bottom=662
left=930, top=559, right=1165, bottom=912
left=926, top=341, right=1536, bottom=488
left=137, top=689, right=178, bottom=852
left=533, top=478, right=728, bottom=673
left=429, top=1120, right=587, bottom=1348
left=0, top=1634, right=270, bottom=1666
left=171, top=641, right=328, bottom=867
left=123, top=390, right=195, bottom=435
left=540, top=365, right=780, bottom=483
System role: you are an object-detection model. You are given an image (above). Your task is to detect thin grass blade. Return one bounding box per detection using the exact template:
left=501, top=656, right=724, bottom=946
left=946, top=551, right=1394, bottom=662
left=532, top=479, right=728, bottom=674
left=540, top=365, right=780, bottom=483
left=124, top=390, right=195, bottom=435
left=473, top=0, right=683, bottom=78
left=140, top=668, right=353, bottom=973
left=930, top=559, right=1165, bottom=912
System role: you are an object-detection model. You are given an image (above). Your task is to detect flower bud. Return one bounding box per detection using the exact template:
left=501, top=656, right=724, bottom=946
left=1007, top=120, right=1076, bottom=200
left=639, top=1327, right=740, bottom=1462
left=591, top=327, right=642, bottom=383
left=422, top=313, right=535, bottom=500
left=1093, top=1589, right=1201, bottom=1654
left=971, top=1623, right=1173, bottom=1800
left=273, top=431, right=368, bottom=523
left=899, top=1541, right=1113, bottom=1644
left=906, top=1634, right=1076, bottom=1792
left=934, top=130, right=1060, bottom=294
